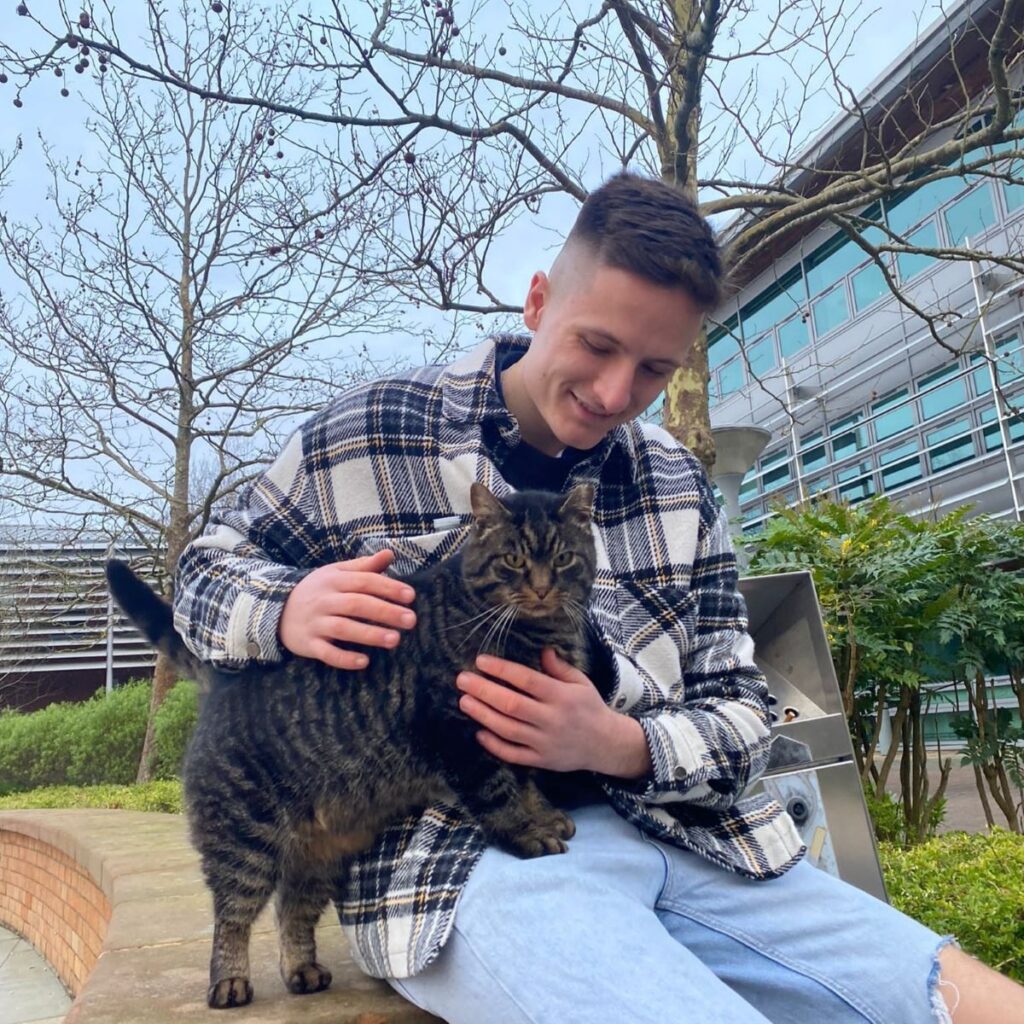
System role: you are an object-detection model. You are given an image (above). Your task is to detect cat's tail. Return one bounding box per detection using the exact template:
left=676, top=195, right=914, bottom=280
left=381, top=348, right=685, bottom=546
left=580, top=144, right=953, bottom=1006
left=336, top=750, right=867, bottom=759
left=105, top=559, right=206, bottom=684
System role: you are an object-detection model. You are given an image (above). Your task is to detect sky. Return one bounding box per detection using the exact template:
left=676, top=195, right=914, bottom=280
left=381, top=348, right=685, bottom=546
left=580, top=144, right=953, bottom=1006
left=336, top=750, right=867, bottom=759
left=0, top=0, right=961, bottom=526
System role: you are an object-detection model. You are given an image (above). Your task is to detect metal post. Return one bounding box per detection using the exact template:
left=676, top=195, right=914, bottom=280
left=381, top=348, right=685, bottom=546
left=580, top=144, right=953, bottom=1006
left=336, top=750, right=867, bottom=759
left=105, top=540, right=114, bottom=695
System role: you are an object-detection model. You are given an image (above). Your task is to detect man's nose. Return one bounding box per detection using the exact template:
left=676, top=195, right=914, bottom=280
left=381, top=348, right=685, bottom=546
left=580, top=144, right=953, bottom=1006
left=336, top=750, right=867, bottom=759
left=592, top=366, right=634, bottom=415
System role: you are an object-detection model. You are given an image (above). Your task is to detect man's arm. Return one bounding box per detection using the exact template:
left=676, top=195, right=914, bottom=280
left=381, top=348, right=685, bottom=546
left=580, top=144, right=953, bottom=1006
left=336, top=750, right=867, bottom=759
left=174, top=429, right=416, bottom=668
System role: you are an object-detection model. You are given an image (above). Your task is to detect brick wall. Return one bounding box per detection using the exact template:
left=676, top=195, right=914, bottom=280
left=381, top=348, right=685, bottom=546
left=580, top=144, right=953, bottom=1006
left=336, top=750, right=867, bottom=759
left=0, top=829, right=111, bottom=995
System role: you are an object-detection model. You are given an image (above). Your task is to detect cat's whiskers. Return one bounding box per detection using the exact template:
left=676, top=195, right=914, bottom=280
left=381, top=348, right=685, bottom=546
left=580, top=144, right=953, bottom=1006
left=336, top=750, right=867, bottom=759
left=478, top=603, right=517, bottom=656
left=446, top=602, right=505, bottom=636
left=454, top=603, right=509, bottom=651
left=494, top=604, right=520, bottom=657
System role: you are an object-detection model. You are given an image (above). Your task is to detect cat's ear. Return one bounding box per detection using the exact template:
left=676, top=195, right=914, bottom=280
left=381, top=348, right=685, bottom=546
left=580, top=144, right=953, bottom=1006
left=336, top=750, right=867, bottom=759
left=559, top=483, right=595, bottom=524
left=470, top=482, right=511, bottom=526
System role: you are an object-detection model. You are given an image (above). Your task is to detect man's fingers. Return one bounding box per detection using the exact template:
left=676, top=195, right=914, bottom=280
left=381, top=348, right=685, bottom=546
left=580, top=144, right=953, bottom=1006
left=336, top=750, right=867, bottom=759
left=457, top=671, right=544, bottom=723
left=332, top=565, right=417, bottom=604
left=335, top=549, right=395, bottom=572
left=458, top=692, right=542, bottom=746
left=472, top=654, right=551, bottom=696
left=323, top=615, right=403, bottom=650
left=310, top=641, right=370, bottom=671
left=328, top=592, right=417, bottom=630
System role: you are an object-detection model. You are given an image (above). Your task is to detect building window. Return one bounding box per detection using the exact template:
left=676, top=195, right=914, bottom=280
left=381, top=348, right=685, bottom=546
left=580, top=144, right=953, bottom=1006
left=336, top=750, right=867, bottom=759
left=885, top=174, right=966, bottom=236
left=812, top=283, right=850, bottom=337
left=748, top=333, right=777, bottom=377
left=760, top=448, right=793, bottom=494
left=981, top=406, right=1024, bottom=449
left=778, top=316, right=810, bottom=359
left=880, top=440, right=923, bottom=490
left=873, top=388, right=916, bottom=441
left=926, top=418, right=975, bottom=471
left=718, top=358, right=745, bottom=398
left=837, top=462, right=875, bottom=503
left=943, top=184, right=997, bottom=245
left=831, top=413, right=867, bottom=462
left=897, top=221, right=939, bottom=281
left=918, top=364, right=968, bottom=420
left=852, top=261, right=888, bottom=311
left=739, top=270, right=808, bottom=364
left=800, top=431, right=828, bottom=473
left=709, top=330, right=739, bottom=370
left=995, top=336, right=1024, bottom=386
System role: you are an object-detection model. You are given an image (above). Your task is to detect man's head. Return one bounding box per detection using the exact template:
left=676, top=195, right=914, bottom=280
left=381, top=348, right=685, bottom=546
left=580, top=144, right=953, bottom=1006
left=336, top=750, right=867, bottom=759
left=502, top=173, right=723, bottom=456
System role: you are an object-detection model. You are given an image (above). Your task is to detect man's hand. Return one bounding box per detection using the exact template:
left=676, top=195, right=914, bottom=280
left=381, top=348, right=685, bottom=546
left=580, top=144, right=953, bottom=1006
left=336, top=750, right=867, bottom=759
left=455, top=649, right=652, bottom=779
left=279, top=549, right=417, bottom=670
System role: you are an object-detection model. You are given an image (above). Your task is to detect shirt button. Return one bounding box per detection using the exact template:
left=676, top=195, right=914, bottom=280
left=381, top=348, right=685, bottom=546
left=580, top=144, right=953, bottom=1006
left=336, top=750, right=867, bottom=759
left=246, top=641, right=261, bottom=659
left=673, top=766, right=687, bottom=781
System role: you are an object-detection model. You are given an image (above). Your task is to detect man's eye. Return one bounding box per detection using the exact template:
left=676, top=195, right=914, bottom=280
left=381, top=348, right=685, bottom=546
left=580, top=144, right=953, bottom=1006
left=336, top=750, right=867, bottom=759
left=503, top=553, right=526, bottom=569
left=581, top=337, right=609, bottom=355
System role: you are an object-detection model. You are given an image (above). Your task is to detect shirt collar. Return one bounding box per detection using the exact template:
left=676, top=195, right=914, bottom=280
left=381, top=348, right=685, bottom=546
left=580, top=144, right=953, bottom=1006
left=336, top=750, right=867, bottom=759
left=440, top=334, right=640, bottom=482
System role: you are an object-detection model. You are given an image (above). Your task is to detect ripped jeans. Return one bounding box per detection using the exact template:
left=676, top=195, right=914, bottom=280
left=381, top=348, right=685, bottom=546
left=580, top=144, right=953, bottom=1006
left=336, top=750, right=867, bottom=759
left=390, top=802, right=955, bottom=1024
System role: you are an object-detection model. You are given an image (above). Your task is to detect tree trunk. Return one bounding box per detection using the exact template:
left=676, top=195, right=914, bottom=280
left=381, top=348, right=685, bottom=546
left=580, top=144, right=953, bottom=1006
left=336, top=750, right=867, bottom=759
left=135, top=650, right=178, bottom=783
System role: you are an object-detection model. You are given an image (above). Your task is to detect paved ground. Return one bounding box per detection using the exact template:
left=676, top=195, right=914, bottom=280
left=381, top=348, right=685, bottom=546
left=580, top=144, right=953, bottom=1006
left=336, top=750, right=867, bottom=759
left=0, top=757, right=1010, bottom=1024
left=0, top=924, right=70, bottom=1024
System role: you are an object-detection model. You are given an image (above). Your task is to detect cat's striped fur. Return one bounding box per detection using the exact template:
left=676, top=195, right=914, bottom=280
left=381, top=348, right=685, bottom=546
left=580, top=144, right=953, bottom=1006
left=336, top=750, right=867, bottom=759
left=106, top=483, right=596, bottom=1009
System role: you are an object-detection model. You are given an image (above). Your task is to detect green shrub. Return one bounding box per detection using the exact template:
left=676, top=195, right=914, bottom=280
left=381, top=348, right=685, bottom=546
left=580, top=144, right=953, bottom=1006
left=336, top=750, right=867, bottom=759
left=0, top=679, right=198, bottom=794
left=864, top=785, right=946, bottom=846
left=152, top=680, right=199, bottom=780
left=0, top=780, right=183, bottom=813
left=881, top=829, right=1024, bottom=981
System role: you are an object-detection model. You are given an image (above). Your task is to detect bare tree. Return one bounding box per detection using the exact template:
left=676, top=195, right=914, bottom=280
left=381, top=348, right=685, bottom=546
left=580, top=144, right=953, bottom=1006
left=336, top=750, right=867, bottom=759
left=2, top=0, right=1020, bottom=468
left=0, top=5, right=401, bottom=777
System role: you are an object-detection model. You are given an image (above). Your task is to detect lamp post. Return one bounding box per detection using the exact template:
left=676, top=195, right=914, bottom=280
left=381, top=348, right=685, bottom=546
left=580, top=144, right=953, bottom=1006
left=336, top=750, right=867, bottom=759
left=710, top=425, right=772, bottom=570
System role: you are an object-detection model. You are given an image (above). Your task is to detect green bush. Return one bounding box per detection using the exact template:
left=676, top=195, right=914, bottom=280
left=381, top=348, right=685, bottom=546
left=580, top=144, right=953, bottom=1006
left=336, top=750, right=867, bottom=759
left=881, top=830, right=1024, bottom=981
left=0, top=780, right=183, bottom=813
left=152, top=680, right=199, bottom=780
left=0, top=679, right=198, bottom=794
left=864, top=785, right=946, bottom=846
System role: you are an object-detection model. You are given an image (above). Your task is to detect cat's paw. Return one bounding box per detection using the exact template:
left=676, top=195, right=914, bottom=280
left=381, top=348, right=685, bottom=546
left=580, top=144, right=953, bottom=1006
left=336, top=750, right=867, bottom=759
left=207, top=976, right=254, bottom=1009
left=284, top=961, right=333, bottom=995
left=506, top=823, right=572, bottom=858
left=541, top=807, right=576, bottom=840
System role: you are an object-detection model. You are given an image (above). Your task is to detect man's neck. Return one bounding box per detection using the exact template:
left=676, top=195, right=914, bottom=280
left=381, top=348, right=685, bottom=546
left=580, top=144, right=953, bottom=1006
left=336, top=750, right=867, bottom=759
left=499, top=358, right=565, bottom=457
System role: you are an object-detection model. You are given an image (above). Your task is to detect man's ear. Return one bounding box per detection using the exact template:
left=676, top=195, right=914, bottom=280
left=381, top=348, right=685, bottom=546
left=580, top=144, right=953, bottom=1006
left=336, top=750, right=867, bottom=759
left=523, top=271, right=548, bottom=331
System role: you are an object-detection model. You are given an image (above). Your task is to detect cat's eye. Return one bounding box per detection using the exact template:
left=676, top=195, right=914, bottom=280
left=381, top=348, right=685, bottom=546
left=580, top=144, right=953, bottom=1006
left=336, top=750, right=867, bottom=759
left=553, top=551, right=574, bottom=567
left=503, top=553, right=527, bottom=569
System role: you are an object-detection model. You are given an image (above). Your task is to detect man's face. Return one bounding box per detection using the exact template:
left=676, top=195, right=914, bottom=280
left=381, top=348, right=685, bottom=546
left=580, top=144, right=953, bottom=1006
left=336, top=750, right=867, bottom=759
left=508, top=257, right=706, bottom=456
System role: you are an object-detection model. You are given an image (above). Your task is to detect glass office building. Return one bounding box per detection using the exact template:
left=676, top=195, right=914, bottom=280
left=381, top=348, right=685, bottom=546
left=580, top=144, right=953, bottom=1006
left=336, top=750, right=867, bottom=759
left=708, top=81, right=1023, bottom=534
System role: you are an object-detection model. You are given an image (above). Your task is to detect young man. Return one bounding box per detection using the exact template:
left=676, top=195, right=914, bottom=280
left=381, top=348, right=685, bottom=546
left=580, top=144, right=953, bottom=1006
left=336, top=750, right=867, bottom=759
left=174, top=173, right=1022, bottom=1023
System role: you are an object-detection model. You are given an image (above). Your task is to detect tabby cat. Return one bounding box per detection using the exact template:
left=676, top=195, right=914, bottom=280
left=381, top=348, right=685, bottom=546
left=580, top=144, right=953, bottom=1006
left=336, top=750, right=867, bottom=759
left=106, top=482, right=598, bottom=1009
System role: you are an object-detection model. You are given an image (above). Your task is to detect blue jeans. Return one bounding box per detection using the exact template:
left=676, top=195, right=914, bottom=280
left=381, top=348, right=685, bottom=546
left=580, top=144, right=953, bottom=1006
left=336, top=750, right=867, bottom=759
left=389, top=803, right=953, bottom=1023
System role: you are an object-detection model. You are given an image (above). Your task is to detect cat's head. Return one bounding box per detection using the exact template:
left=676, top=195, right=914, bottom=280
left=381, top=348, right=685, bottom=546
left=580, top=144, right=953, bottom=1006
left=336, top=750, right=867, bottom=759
left=460, top=482, right=597, bottom=619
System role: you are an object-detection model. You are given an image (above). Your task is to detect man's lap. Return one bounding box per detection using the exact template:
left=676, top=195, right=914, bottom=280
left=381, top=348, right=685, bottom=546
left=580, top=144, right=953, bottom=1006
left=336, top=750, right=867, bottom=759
left=390, top=802, right=951, bottom=1024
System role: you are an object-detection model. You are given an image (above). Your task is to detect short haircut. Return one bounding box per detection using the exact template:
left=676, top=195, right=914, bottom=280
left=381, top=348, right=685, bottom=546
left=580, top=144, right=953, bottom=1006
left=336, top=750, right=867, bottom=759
left=565, top=172, right=723, bottom=310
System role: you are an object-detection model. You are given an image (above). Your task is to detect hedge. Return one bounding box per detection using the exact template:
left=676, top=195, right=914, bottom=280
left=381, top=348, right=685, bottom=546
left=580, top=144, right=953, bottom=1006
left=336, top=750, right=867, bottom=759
left=0, top=780, right=184, bottom=813
left=0, top=680, right=198, bottom=795
left=880, top=830, right=1024, bottom=982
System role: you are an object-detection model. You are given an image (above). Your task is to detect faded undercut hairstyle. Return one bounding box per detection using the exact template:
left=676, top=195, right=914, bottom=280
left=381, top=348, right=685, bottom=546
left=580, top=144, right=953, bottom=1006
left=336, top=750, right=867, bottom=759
left=565, top=172, right=723, bottom=311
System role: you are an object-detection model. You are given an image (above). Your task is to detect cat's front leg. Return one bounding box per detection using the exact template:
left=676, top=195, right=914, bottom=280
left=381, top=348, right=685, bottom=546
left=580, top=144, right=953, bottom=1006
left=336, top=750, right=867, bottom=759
left=275, top=861, right=334, bottom=996
left=435, top=732, right=575, bottom=857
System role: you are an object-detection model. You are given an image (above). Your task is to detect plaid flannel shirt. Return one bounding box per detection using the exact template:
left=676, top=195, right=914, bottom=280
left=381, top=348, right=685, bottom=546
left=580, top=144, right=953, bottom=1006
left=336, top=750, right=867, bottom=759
left=174, top=335, right=804, bottom=979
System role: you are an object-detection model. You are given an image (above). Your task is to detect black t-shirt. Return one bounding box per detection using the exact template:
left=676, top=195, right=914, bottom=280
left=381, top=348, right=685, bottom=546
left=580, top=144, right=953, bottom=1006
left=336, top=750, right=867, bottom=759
left=491, top=349, right=592, bottom=492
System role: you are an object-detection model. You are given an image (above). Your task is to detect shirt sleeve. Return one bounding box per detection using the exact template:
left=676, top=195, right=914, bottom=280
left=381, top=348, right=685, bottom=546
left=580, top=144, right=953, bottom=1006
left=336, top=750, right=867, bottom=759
left=172, top=428, right=330, bottom=666
left=605, top=484, right=772, bottom=812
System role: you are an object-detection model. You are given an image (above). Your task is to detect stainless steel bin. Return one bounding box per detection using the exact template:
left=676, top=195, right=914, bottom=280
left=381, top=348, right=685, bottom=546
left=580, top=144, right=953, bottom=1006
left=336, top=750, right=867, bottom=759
left=740, top=571, right=888, bottom=902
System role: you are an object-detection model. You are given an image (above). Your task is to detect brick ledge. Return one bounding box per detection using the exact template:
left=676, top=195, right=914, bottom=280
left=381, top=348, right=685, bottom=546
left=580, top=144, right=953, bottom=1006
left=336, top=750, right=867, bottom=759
left=0, top=809, right=438, bottom=1024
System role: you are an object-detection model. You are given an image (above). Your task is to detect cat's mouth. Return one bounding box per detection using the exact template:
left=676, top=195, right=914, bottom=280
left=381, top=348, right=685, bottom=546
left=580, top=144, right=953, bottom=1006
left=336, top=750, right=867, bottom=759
left=515, top=594, right=566, bottom=618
